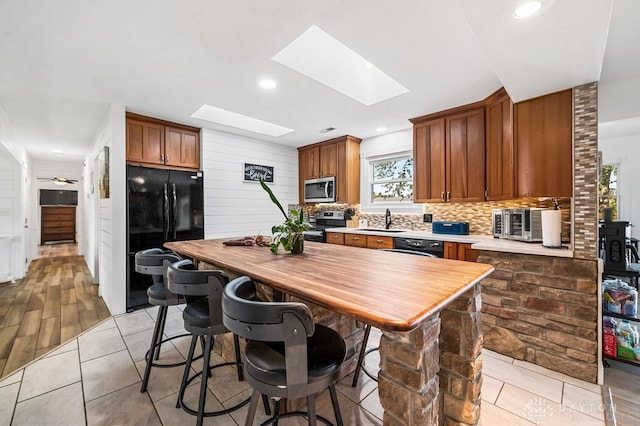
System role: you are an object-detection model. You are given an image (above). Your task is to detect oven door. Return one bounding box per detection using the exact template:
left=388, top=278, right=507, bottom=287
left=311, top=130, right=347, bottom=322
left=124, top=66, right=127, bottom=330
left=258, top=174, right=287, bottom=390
left=505, top=210, right=525, bottom=240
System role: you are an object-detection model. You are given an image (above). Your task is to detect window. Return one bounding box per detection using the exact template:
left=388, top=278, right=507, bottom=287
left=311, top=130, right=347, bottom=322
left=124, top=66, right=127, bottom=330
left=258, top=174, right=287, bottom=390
left=370, top=155, right=413, bottom=203
left=599, top=164, right=618, bottom=220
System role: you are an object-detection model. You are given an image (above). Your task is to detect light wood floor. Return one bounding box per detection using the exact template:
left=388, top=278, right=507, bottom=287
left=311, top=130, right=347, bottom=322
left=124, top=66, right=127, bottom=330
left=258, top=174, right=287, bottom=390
left=0, top=244, right=110, bottom=378
left=604, top=360, right=640, bottom=425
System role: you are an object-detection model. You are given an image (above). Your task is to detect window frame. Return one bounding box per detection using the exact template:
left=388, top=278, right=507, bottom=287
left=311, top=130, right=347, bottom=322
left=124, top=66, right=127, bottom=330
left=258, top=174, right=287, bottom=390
left=598, top=163, right=619, bottom=221
left=360, top=150, right=422, bottom=213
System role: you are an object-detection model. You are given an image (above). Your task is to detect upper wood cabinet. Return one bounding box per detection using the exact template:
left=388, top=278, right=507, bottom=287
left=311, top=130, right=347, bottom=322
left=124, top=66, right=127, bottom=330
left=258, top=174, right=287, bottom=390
left=514, top=89, right=573, bottom=198
left=413, top=119, right=445, bottom=203
left=126, top=118, right=165, bottom=166
left=485, top=88, right=515, bottom=201
left=126, top=113, right=201, bottom=170
left=412, top=107, right=485, bottom=203
left=298, top=135, right=361, bottom=204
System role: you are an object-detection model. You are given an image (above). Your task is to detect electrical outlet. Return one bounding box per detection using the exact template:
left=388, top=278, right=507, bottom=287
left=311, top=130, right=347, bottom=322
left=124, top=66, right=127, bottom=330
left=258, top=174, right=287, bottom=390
left=0, top=208, right=10, bottom=217
left=423, top=214, right=433, bottom=223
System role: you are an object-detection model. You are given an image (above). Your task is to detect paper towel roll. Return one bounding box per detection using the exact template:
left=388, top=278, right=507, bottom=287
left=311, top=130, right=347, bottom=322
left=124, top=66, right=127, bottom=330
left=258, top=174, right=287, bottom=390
left=541, top=209, right=562, bottom=247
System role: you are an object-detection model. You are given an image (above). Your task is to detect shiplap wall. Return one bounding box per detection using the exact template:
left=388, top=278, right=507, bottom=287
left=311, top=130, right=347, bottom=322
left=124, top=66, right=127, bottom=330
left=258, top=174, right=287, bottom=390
left=84, top=103, right=126, bottom=315
left=201, top=129, right=298, bottom=239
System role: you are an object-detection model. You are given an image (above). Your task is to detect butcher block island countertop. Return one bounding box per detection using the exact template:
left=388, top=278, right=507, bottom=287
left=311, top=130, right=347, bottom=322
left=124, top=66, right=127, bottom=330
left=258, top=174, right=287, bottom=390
left=165, top=238, right=494, bottom=425
left=164, top=239, right=493, bottom=332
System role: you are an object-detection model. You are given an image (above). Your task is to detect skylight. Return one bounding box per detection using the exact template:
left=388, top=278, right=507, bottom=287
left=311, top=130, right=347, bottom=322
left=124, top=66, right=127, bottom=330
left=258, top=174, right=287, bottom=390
left=272, top=25, right=409, bottom=106
left=191, top=105, right=294, bottom=137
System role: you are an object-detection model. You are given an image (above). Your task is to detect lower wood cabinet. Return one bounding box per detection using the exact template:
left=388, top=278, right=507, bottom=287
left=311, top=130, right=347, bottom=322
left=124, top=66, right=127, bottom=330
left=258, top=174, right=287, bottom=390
left=326, top=232, right=344, bottom=245
left=366, top=235, right=393, bottom=250
left=444, top=242, right=478, bottom=262
left=41, top=206, right=76, bottom=244
left=344, top=233, right=367, bottom=248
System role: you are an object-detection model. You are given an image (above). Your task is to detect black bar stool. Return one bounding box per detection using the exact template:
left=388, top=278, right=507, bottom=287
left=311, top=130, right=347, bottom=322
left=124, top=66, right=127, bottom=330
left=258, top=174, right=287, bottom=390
left=135, top=248, right=190, bottom=393
left=222, top=275, right=346, bottom=426
left=167, top=259, right=249, bottom=426
left=351, top=248, right=436, bottom=387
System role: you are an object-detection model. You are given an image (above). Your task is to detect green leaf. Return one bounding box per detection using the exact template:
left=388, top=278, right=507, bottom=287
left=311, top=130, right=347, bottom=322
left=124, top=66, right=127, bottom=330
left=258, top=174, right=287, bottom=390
left=259, top=178, right=288, bottom=220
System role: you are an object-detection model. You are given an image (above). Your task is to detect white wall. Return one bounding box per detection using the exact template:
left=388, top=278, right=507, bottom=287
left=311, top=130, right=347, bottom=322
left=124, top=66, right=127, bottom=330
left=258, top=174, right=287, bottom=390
left=201, top=129, right=298, bottom=238
left=0, top=106, right=28, bottom=281
left=83, top=103, right=126, bottom=315
left=600, top=132, right=640, bottom=238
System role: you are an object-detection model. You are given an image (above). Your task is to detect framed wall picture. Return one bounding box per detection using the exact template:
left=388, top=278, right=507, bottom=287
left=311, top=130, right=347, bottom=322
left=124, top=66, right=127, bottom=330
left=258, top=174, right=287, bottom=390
left=99, top=146, right=110, bottom=199
left=243, top=163, right=274, bottom=183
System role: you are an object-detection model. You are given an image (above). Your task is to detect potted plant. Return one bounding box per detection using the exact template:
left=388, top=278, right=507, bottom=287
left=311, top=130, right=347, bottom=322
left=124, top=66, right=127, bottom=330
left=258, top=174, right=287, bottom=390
left=259, top=178, right=310, bottom=254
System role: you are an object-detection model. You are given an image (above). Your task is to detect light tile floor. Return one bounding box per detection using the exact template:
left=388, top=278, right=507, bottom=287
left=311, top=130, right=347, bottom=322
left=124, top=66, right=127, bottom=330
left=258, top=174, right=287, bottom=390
left=0, top=305, right=607, bottom=425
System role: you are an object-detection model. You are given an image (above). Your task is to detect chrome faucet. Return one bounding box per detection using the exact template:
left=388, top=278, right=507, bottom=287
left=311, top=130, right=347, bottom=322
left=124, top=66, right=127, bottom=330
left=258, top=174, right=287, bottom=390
left=385, top=209, right=392, bottom=229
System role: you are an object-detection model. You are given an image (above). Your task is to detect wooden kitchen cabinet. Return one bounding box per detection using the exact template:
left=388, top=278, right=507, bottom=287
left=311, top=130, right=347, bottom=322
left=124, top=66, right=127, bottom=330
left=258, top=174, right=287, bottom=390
left=344, top=233, right=367, bottom=248
left=514, top=89, right=572, bottom=198
left=41, top=206, right=76, bottom=244
left=126, top=118, right=165, bottom=166
left=366, top=235, right=394, bottom=249
left=485, top=88, right=515, bottom=201
left=165, top=127, right=199, bottom=169
left=126, top=113, right=200, bottom=170
left=412, top=107, right=485, bottom=203
left=444, top=242, right=478, bottom=262
left=326, top=232, right=345, bottom=245
left=298, top=135, right=362, bottom=204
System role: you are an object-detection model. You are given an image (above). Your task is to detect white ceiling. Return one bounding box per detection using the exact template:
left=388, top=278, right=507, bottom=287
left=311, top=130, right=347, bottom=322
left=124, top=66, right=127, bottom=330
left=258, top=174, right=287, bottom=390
left=0, top=0, right=636, bottom=172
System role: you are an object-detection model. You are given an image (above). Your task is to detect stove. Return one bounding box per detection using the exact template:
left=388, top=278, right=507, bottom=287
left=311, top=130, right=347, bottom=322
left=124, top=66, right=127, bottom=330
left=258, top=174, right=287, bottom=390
left=303, top=210, right=350, bottom=243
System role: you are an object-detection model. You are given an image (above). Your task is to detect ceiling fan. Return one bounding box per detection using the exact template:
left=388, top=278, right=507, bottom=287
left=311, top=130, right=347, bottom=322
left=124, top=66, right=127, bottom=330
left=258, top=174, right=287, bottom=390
left=37, top=177, right=79, bottom=186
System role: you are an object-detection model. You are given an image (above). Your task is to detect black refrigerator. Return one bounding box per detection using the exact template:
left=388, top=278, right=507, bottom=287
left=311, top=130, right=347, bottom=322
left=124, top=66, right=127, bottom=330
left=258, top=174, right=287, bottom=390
left=126, top=165, right=204, bottom=310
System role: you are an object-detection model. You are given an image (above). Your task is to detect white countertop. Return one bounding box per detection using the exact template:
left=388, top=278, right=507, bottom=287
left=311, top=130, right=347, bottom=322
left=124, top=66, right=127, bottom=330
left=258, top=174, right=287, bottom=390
left=325, top=227, right=574, bottom=258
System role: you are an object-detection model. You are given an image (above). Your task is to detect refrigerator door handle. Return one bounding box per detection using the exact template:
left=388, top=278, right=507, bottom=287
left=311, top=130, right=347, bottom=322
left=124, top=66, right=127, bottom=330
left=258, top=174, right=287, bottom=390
left=172, top=183, right=177, bottom=240
left=163, top=183, right=170, bottom=241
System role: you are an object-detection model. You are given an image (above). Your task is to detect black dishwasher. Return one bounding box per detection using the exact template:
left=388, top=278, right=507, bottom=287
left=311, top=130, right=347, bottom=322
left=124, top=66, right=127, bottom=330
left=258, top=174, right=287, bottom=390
left=393, top=237, right=445, bottom=258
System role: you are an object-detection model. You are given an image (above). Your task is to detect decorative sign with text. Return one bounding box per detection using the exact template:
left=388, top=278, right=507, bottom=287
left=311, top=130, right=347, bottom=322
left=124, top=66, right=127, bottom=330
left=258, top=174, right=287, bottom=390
left=243, top=163, right=274, bottom=183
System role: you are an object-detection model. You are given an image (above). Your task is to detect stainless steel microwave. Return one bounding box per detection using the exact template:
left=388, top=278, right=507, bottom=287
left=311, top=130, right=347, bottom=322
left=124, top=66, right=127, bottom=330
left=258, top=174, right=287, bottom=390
left=493, top=208, right=544, bottom=242
left=304, top=177, right=336, bottom=203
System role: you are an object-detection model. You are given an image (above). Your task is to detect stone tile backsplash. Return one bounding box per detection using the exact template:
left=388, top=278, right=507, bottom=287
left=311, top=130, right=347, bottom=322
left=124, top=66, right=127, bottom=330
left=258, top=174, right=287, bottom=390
left=301, top=198, right=572, bottom=239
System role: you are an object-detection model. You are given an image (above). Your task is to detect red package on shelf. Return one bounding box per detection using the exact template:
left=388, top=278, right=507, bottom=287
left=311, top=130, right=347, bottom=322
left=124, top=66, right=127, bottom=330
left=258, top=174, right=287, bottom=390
left=603, top=332, right=617, bottom=358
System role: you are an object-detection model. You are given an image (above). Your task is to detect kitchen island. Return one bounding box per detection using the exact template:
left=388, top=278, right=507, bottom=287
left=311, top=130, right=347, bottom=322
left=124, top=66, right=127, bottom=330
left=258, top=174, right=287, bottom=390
left=165, top=239, right=494, bottom=425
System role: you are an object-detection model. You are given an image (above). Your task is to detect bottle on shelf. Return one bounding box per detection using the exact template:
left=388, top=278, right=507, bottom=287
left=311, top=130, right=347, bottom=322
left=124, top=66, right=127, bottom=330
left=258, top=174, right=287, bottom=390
left=616, top=319, right=636, bottom=360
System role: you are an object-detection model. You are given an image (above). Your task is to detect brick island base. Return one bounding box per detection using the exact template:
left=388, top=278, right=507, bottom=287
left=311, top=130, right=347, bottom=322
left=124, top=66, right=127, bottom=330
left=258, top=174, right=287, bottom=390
left=210, top=265, right=484, bottom=426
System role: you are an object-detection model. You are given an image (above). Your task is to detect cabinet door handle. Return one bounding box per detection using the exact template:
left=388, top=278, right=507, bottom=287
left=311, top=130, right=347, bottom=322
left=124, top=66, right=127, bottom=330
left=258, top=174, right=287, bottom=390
left=485, top=190, right=489, bottom=201
left=376, top=239, right=383, bottom=243
left=441, top=192, right=445, bottom=202
left=447, top=191, right=450, bottom=202
left=352, top=237, right=360, bottom=241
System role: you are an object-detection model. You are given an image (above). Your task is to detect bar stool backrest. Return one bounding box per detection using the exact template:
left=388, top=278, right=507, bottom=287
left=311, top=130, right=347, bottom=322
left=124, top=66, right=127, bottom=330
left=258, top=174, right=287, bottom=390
left=135, top=248, right=181, bottom=303
left=222, top=276, right=315, bottom=398
left=167, top=259, right=229, bottom=334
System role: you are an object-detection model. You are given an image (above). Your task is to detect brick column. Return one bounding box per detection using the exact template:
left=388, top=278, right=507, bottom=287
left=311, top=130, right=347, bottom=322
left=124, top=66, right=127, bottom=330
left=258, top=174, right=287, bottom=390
left=379, top=315, right=441, bottom=425
left=378, top=283, right=483, bottom=426
left=439, top=283, right=483, bottom=426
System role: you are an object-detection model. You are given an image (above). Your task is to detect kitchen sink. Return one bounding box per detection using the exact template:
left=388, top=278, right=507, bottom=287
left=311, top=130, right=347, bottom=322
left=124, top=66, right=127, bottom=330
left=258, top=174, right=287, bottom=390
left=361, top=228, right=406, bottom=233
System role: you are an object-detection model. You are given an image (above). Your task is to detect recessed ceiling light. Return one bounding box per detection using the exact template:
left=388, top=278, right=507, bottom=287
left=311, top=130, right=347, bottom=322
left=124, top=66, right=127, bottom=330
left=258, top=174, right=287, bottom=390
left=272, top=25, right=409, bottom=106
left=191, top=104, right=294, bottom=137
left=376, top=127, right=388, bottom=132
left=318, top=127, right=336, bottom=134
left=51, top=149, right=63, bottom=154
left=259, top=79, right=277, bottom=90
left=513, top=1, right=543, bottom=19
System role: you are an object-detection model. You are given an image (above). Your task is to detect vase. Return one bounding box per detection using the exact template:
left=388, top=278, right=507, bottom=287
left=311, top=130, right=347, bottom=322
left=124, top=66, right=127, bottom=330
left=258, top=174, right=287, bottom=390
left=290, top=236, right=304, bottom=254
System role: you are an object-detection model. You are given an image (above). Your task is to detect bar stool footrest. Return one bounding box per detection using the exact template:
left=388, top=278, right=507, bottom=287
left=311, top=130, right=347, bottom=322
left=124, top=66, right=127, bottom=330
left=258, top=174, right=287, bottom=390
left=259, top=411, right=335, bottom=426
left=177, top=361, right=250, bottom=416
left=144, top=333, right=200, bottom=368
